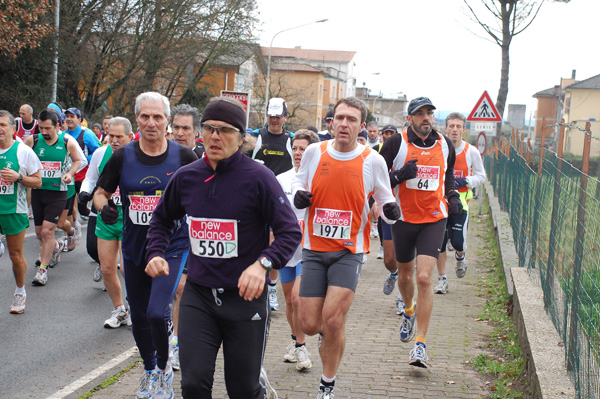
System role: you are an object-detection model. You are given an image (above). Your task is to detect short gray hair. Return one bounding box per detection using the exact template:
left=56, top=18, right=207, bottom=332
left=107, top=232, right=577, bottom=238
left=366, top=121, right=379, bottom=129
left=445, top=112, right=466, bottom=127
left=135, top=92, right=170, bottom=118
left=108, top=116, right=133, bottom=134
left=171, top=104, right=201, bottom=133
left=0, top=110, right=15, bottom=127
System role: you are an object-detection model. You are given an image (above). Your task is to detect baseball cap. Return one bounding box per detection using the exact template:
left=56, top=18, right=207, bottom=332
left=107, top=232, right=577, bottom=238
left=267, top=98, right=288, bottom=117
left=358, top=130, right=368, bottom=140
left=65, top=107, right=82, bottom=118
left=407, top=97, right=436, bottom=115
left=381, top=124, right=398, bottom=134
left=324, top=109, right=334, bottom=121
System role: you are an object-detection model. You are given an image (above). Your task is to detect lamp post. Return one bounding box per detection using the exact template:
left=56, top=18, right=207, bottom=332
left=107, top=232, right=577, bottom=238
left=263, top=18, right=328, bottom=124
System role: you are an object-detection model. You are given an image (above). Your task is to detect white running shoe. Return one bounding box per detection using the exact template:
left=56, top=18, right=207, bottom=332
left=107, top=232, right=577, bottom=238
left=268, top=285, right=279, bottom=311
left=171, top=343, right=180, bottom=371
left=260, top=368, right=278, bottom=399
left=370, top=222, right=379, bottom=238
left=395, top=293, right=404, bottom=315
left=434, top=277, right=449, bottom=294
left=93, top=264, right=103, bottom=282
left=32, top=267, right=48, bottom=286
left=10, top=293, right=26, bottom=314
left=317, top=386, right=335, bottom=399
left=48, top=239, right=66, bottom=268
left=409, top=342, right=429, bottom=368
left=455, top=254, right=467, bottom=278
left=376, top=246, right=384, bottom=259
left=104, top=306, right=131, bottom=328
left=295, top=345, right=312, bottom=371
left=73, top=220, right=82, bottom=240
left=0, top=240, right=5, bottom=258
left=137, top=369, right=155, bottom=399
left=283, top=340, right=297, bottom=363
left=151, top=363, right=174, bottom=399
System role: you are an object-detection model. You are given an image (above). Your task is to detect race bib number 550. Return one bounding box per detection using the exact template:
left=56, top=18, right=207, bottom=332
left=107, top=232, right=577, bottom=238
left=128, top=195, right=160, bottom=225
left=188, top=217, right=238, bottom=258
left=406, top=165, right=440, bottom=191
left=312, top=208, right=352, bottom=240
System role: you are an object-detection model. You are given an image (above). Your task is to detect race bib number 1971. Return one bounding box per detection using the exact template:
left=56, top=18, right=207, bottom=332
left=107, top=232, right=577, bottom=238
left=0, top=177, right=13, bottom=195
left=312, top=208, right=352, bottom=240
left=128, top=195, right=160, bottom=225
left=406, top=165, right=440, bottom=191
left=188, top=217, right=238, bottom=258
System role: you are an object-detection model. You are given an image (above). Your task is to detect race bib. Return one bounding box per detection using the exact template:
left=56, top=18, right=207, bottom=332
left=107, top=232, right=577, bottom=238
left=454, top=169, right=464, bottom=178
left=0, top=177, right=14, bottom=195
left=188, top=217, right=238, bottom=258
left=128, top=195, right=160, bottom=225
left=312, top=208, right=352, bottom=240
left=41, top=161, right=61, bottom=179
left=111, top=186, right=122, bottom=206
left=406, top=165, right=440, bottom=192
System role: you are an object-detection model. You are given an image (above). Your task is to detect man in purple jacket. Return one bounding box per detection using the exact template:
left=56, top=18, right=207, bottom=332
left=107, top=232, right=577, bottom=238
left=146, top=97, right=302, bottom=399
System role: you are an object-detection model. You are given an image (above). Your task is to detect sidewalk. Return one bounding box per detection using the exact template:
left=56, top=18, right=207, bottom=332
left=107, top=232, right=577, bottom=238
left=87, top=208, right=494, bottom=398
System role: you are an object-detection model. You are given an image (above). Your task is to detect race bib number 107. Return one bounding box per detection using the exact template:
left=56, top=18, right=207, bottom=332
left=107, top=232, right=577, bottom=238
left=41, top=161, right=61, bottom=179
left=128, top=195, right=160, bottom=225
left=312, top=208, right=352, bottom=240
left=188, top=217, right=238, bottom=258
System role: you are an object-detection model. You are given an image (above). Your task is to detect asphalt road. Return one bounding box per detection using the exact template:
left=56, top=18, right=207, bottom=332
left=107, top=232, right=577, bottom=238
left=0, top=222, right=135, bottom=399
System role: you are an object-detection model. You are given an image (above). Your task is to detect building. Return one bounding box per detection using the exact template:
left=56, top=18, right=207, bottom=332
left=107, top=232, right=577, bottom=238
left=562, top=73, right=600, bottom=156
left=356, top=87, right=407, bottom=129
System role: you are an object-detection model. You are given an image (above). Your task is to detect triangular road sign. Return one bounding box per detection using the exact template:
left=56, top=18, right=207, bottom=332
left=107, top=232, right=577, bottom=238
left=467, top=91, right=502, bottom=122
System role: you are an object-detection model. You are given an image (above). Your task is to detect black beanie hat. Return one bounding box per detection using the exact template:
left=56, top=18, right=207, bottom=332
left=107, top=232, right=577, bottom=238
left=201, top=99, right=246, bottom=134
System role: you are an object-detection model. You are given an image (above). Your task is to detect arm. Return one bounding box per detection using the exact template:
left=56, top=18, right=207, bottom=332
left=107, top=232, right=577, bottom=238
left=83, top=130, right=101, bottom=162
left=63, top=137, right=82, bottom=184
left=64, top=133, right=88, bottom=171
left=444, top=136, right=457, bottom=195
left=467, top=146, right=486, bottom=188
left=371, top=153, right=399, bottom=224
left=80, top=148, right=104, bottom=194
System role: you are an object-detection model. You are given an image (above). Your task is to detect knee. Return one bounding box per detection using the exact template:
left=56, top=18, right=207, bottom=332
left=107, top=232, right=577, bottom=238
left=398, top=269, right=413, bottom=284
left=322, top=312, right=345, bottom=334
left=101, top=262, right=118, bottom=276
left=41, top=228, right=54, bottom=241
left=8, top=248, right=24, bottom=264
left=299, top=314, right=320, bottom=336
left=416, top=272, right=431, bottom=288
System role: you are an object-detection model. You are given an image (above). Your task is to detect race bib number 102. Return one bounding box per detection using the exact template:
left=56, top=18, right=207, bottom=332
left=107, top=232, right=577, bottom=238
left=128, top=195, right=160, bottom=225
left=312, top=208, right=352, bottom=240
left=188, top=217, right=238, bottom=258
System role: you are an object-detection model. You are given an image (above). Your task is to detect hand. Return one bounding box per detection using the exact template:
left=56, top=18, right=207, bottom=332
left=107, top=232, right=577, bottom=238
left=390, top=159, right=418, bottom=186
left=382, top=202, right=400, bottom=220
left=145, top=256, right=169, bottom=277
left=294, top=190, right=313, bottom=209
left=78, top=191, right=93, bottom=205
left=99, top=200, right=119, bottom=225
left=62, top=173, right=72, bottom=184
left=238, top=261, right=267, bottom=301
left=0, top=168, right=19, bottom=182
left=454, top=177, right=467, bottom=188
left=447, top=191, right=463, bottom=215
left=369, top=205, right=380, bottom=222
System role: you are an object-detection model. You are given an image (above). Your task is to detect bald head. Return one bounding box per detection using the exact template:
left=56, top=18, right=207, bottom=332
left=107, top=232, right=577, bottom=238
left=19, top=104, right=33, bottom=123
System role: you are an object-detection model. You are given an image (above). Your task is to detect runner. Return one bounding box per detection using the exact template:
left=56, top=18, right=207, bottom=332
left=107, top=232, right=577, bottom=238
left=434, top=112, right=486, bottom=294
left=80, top=116, right=133, bottom=326
left=25, top=110, right=82, bottom=285
left=379, top=97, right=463, bottom=368
left=0, top=110, right=42, bottom=314
left=94, top=92, right=197, bottom=399
left=146, top=96, right=301, bottom=398
left=276, top=129, right=320, bottom=372
left=292, top=97, right=399, bottom=398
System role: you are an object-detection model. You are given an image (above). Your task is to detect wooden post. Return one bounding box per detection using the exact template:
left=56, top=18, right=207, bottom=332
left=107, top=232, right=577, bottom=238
left=567, top=121, right=592, bottom=380
left=527, top=138, right=532, bottom=164
left=519, top=133, right=525, bottom=157
left=538, top=118, right=547, bottom=176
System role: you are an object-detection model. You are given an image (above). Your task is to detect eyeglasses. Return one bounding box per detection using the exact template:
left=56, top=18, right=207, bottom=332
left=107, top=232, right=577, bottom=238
left=201, top=123, right=240, bottom=136
left=411, top=110, right=435, bottom=117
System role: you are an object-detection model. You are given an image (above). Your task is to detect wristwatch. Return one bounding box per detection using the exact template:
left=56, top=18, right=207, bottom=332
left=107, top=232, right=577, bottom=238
left=16, top=174, right=23, bottom=183
left=259, top=256, right=273, bottom=272
left=465, top=177, right=470, bottom=186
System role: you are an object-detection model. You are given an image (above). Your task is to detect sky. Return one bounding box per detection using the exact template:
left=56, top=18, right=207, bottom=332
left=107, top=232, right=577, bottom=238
left=253, top=0, right=599, bottom=119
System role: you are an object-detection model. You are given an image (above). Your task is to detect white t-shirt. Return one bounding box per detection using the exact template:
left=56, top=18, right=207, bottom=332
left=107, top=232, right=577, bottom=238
left=276, top=168, right=303, bottom=267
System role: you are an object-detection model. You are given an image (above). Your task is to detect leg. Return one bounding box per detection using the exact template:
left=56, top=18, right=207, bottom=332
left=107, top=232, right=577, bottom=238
left=6, top=229, right=27, bottom=288
left=414, top=254, right=437, bottom=337
left=173, top=273, right=186, bottom=336
left=98, top=238, right=123, bottom=307
left=86, top=215, right=99, bottom=263
left=320, top=286, right=355, bottom=378
left=39, top=221, right=58, bottom=266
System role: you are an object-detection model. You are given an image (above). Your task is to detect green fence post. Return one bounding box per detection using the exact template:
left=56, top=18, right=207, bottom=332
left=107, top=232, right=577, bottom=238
left=530, top=118, right=548, bottom=271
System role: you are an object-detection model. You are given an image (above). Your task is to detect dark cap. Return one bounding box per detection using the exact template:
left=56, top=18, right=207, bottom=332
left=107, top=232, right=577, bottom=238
left=267, top=98, right=288, bottom=117
left=325, top=109, right=334, bottom=121
left=358, top=130, right=368, bottom=140
left=201, top=98, right=246, bottom=134
left=407, top=97, right=436, bottom=115
left=65, top=107, right=82, bottom=118
left=381, top=124, right=398, bottom=134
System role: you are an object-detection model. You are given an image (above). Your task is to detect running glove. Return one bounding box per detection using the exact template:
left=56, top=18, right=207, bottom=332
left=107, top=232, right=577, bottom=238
left=389, top=159, right=418, bottom=187
left=77, top=191, right=92, bottom=217
left=294, top=190, right=313, bottom=209
left=382, top=202, right=400, bottom=220
left=447, top=191, right=463, bottom=215
left=99, top=200, right=119, bottom=225
left=454, top=177, right=468, bottom=188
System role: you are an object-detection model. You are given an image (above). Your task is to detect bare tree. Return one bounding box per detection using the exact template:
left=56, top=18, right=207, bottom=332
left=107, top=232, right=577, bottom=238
left=0, top=0, right=52, bottom=59
left=463, top=0, right=571, bottom=121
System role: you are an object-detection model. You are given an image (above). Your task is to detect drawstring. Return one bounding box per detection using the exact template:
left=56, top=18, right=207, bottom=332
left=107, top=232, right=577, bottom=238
left=212, top=288, right=224, bottom=306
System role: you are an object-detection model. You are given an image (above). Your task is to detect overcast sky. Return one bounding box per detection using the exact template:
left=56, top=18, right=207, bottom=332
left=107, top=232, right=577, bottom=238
left=254, top=0, right=598, bottom=120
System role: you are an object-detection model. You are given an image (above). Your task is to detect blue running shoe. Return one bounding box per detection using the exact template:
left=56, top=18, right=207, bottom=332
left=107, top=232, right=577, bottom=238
left=382, top=273, right=397, bottom=295
left=399, top=303, right=416, bottom=342
left=409, top=342, right=429, bottom=368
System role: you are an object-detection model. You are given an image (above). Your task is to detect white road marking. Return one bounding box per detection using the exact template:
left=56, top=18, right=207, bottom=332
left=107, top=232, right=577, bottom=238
left=45, top=346, right=138, bottom=399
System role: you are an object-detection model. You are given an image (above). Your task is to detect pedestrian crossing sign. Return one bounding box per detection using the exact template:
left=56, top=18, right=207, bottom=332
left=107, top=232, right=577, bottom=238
left=467, top=91, right=502, bottom=122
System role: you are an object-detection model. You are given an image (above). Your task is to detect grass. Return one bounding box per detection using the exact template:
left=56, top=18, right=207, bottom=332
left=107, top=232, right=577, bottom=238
left=471, top=190, right=530, bottom=399
left=77, top=360, right=140, bottom=399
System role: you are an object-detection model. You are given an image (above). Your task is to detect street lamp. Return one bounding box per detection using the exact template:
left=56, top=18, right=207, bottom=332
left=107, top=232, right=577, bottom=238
left=263, top=18, right=328, bottom=124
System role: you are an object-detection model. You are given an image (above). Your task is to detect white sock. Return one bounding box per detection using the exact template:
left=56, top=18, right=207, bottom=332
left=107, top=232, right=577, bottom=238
left=269, top=279, right=278, bottom=286
left=439, top=274, right=447, bottom=279
left=15, top=286, right=26, bottom=296
left=321, top=374, right=335, bottom=384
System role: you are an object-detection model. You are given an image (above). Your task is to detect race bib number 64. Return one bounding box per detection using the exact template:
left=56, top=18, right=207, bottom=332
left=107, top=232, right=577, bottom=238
left=406, top=165, right=440, bottom=191
left=313, top=208, right=352, bottom=240
left=189, top=217, right=238, bottom=258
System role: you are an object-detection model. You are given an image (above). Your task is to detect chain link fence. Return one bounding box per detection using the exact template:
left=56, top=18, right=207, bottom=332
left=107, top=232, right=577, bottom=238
left=485, top=120, right=600, bottom=399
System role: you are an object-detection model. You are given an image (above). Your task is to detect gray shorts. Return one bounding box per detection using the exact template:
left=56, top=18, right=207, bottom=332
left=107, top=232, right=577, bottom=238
left=299, top=249, right=364, bottom=297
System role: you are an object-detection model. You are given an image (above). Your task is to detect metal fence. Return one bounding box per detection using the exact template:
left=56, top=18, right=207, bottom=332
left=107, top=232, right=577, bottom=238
left=484, top=120, right=600, bottom=399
